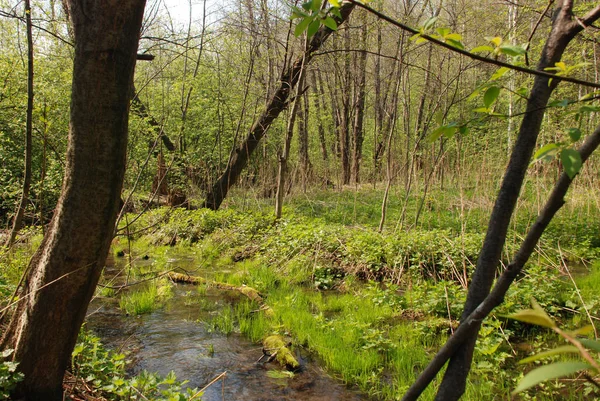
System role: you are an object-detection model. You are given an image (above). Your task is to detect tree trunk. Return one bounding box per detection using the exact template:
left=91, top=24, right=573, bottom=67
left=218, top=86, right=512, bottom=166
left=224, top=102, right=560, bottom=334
left=434, top=3, right=597, bottom=400
left=204, top=2, right=355, bottom=210
left=6, top=0, right=34, bottom=248
left=1, top=2, right=146, bottom=400
left=351, top=21, right=368, bottom=185
left=297, top=92, right=311, bottom=192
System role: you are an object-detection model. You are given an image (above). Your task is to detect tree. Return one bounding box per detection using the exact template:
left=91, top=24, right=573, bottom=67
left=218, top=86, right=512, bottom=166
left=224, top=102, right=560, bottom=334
left=0, top=1, right=146, bottom=399
left=203, top=1, right=356, bottom=210
left=5, top=0, right=33, bottom=248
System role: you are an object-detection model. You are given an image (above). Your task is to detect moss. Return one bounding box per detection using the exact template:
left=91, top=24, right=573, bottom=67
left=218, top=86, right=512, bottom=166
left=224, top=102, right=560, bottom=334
left=263, top=335, right=299, bottom=370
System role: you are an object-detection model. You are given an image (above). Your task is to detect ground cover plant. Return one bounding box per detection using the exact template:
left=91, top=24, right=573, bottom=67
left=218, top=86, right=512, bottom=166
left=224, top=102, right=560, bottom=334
left=48, top=185, right=594, bottom=400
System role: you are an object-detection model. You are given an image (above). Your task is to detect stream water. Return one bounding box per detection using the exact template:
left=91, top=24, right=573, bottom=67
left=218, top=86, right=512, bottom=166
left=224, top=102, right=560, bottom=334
left=86, top=258, right=367, bottom=401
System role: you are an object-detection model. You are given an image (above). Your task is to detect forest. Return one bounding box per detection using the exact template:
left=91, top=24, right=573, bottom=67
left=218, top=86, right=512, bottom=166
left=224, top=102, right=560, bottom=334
left=1, top=0, right=600, bottom=400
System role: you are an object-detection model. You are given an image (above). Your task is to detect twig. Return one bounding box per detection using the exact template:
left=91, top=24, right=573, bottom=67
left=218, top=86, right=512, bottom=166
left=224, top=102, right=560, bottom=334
left=190, top=371, right=227, bottom=400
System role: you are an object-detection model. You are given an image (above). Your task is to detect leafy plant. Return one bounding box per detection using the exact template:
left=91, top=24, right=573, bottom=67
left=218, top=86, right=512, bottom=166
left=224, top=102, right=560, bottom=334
left=508, top=299, right=600, bottom=395
left=0, top=349, right=24, bottom=400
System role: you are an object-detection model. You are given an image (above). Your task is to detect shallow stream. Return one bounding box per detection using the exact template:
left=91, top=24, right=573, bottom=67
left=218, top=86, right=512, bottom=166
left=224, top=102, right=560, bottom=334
left=86, top=257, right=366, bottom=401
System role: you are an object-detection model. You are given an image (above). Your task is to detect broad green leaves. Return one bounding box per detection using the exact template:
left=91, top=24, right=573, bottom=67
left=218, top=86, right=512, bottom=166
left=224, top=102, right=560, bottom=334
left=531, top=125, right=584, bottom=179
left=513, top=362, right=593, bottom=394
left=508, top=300, right=600, bottom=396
left=291, top=0, right=341, bottom=38
left=505, top=298, right=556, bottom=328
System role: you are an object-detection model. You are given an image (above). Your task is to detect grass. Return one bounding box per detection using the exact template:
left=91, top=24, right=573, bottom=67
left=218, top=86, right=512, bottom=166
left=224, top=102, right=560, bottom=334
left=118, top=279, right=172, bottom=315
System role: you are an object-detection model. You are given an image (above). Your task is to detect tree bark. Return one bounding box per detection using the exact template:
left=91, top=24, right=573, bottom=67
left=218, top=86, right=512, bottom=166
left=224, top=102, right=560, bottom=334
left=204, top=2, right=355, bottom=210
left=1, top=1, right=146, bottom=400
left=351, top=20, right=367, bottom=185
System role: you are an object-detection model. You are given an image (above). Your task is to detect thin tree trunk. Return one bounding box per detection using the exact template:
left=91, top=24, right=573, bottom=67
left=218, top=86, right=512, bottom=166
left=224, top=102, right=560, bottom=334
left=0, top=2, right=146, bottom=399
left=351, top=20, right=368, bottom=185
left=275, top=63, right=306, bottom=219
left=204, top=2, right=355, bottom=210
left=298, top=91, right=311, bottom=192
left=432, top=4, right=600, bottom=400
left=6, top=0, right=34, bottom=248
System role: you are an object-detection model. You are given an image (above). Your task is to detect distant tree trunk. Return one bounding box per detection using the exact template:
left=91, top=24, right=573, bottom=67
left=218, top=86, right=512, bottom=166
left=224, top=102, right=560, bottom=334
left=204, top=2, right=355, bottom=210
left=297, top=92, right=311, bottom=192
left=312, top=70, right=329, bottom=162
left=0, top=2, right=146, bottom=400
left=339, top=26, right=352, bottom=185
left=275, top=62, right=306, bottom=220
left=351, top=20, right=368, bottom=185
left=6, top=0, right=34, bottom=248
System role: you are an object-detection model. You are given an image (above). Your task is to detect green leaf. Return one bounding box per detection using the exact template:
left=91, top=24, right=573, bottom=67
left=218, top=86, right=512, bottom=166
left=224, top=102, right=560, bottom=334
left=533, top=143, right=560, bottom=162
left=580, top=338, right=600, bottom=353
left=499, top=45, right=526, bottom=57
left=490, top=67, right=509, bottom=80
left=486, top=36, right=503, bottom=47
left=579, top=105, right=600, bottom=113
left=505, top=299, right=556, bottom=328
left=294, top=16, right=313, bottom=37
left=569, top=325, right=595, bottom=336
left=307, top=19, right=321, bottom=38
left=560, top=148, right=582, bottom=179
left=513, top=362, right=592, bottom=394
left=549, top=99, right=571, bottom=107
left=322, top=16, right=337, bottom=30
left=483, top=86, right=500, bottom=108
left=422, top=16, right=438, bottom=31
left=471, top=45, right=494, bottom=53
left=516, top=87, right=529, bottom=98
left=327, top=0, right=340, bottom=7
left=567, top=128, right=581, bottom=142
left=519, top=345, right=579, bottom=364
left=446, top=39, right=464, bottom=50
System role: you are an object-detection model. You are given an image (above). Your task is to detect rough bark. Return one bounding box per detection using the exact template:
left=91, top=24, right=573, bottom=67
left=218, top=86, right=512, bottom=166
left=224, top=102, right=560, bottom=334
left=203, top=1, right=355, bottom=210
left=0, top=1, right=146, bottom=399
left=433, top=3, right=600, bottom=400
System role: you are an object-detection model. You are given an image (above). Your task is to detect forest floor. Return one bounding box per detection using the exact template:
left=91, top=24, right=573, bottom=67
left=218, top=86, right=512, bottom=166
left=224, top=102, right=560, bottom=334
left=2, top=185, right=600, bottom=400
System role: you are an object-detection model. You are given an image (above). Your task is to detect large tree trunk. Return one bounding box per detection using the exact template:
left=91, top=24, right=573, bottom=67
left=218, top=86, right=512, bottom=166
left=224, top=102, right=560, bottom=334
left=203, top=2, right=355, bottom=210
left=0, top=1, right=146, bottom=400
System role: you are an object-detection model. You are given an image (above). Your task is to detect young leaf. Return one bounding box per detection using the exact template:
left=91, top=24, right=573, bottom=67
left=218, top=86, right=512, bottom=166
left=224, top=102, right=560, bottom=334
left=422, top=16, right=438, bottom=31
left=307, top=19, right=321, bottom=38
left=566, top=128, right=581, bottom=142
left=323, top=16, right=338, bottom=30
left=471, top=45, right=494, bottom=53
left=327, top=0, right=340, bottom=7
left=483, top=86, right=500, bottom=108
left=533, top=143, right=559, bottom=162
left=513, top=362, right=593, bottom=394
left=569, top=325, right=595, bottom=337
left=499, top=45, right=526, bottom=57
left=485, top=36, right=503, bottom=47
left=294, top=16, right=312, bottom=37
left=490, top=67, right=509, bottom=80
left=518, top=345, right=579, bottom=364
left=560, top=148, right=582, bottom=179
left=505, top=299, right=556, bottom=328
left=580, top=338, right=600, bottom=353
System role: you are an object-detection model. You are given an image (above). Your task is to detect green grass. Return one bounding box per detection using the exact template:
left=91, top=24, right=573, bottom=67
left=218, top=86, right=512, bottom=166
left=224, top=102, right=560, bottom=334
left=118, top=279, right=172, bottom=315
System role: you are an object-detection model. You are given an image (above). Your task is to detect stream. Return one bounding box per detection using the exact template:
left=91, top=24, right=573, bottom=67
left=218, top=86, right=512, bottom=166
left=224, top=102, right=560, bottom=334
left=86, top=257, right=367, bottom=401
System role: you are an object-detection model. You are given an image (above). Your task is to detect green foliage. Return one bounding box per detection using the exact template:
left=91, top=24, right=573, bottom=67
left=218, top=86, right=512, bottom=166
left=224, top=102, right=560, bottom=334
left=119, top=279, right=173, bottom=315
left=508, top=300, right=600, bottom=397
left=0, top=350, right=23, bottom=400
left=72, top=330, right=200, bottom=400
